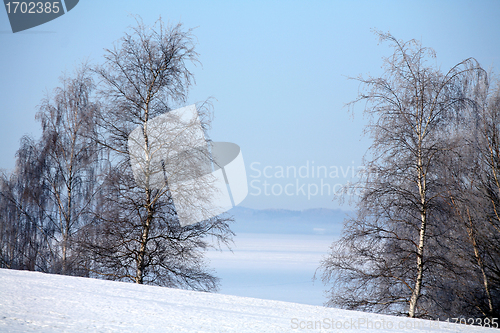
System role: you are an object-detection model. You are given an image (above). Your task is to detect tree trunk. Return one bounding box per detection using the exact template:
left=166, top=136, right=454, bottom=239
left=409, top=211, right=427, bottom=317
left=466, top=210, right=494, bottom=315
left=409, top=154, right=427, bottom=318
left=136, top=189, right=152, bottom=284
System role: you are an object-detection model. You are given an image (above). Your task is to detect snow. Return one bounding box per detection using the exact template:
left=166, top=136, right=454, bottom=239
left=0, top=268, right=496, bottom=332
left=204, top=206, right=345, bottom=306
left=206, top=233, right=333, bottom=305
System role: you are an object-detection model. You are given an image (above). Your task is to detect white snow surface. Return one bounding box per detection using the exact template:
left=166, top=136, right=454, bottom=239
left=0, top=268, right=495, bottom=332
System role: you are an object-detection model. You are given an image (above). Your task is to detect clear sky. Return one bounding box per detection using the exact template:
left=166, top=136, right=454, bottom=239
left=1, top=0, right=499, bottom=210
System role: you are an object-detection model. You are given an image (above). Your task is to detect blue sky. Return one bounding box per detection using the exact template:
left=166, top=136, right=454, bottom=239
left=1, top=0, right=499, bottom=210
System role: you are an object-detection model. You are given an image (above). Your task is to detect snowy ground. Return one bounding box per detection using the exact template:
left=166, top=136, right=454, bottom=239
left=0, top=268, right=496, bottom=332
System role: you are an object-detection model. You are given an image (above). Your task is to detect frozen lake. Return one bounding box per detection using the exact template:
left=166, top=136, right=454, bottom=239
left=206, top=232, right=336, bottom=306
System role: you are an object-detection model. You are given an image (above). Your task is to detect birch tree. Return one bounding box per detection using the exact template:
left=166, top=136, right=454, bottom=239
left=83, top=18, right=233, bottom=289
left=0, top=66, right=100, bottom=274
left=447, top=76, right=500, bottom=318
left=0, top=137, right=50, bottom=271
left=35, top=65, right=101, bottom=274
left=319, top=32, right=485, bottom=318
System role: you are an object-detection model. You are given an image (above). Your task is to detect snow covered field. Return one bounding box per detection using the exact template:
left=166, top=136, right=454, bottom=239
left=0, top=268, right=496, bottom=332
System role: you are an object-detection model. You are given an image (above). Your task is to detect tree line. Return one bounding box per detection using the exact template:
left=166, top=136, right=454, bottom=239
left=319, top=32, right=500, bottom=320
left=0, top=18, right=233, bottom=291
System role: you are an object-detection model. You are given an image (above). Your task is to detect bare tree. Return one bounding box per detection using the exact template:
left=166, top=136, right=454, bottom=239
left=0, top=137, right=51, bottom=271
left=0, top=65, right=101, bottom=275
left=318, top=32, right=485, bottom=318
left=446, top=75, right=500, bottom=318
left=475, top=80, right=500, bottom=317
left=35, top=65, right=101, bottom=274
left=82, top=17, right=233, bottom=289
left=0, top=18, right=232, bottom=291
